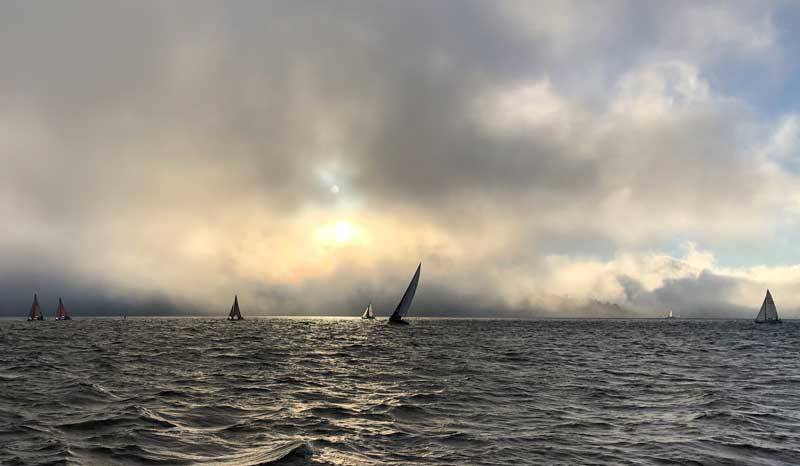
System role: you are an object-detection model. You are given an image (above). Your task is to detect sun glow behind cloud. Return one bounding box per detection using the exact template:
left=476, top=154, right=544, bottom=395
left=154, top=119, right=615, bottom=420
left=315, top=219, right=365, bottom=249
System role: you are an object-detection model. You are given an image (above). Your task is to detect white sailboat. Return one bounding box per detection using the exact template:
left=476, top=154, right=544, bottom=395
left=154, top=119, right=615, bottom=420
left=664, top=310, right=676, bottom=319
left=388, top=263, right=421, bottom=325
left=755, top=289, right=780, bottom=324
left=361, top=303, right=375, bottom=319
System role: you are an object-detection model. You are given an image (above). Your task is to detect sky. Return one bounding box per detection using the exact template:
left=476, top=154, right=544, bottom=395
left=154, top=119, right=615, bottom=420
left=2, top=1, right=800, bottom=318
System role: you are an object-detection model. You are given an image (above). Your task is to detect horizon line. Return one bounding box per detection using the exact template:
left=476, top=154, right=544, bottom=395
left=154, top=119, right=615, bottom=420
left=0, top=315, right=783, bottom=321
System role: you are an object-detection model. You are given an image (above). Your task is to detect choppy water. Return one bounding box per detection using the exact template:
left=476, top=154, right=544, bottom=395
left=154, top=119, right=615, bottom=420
left=2, top=318, right=800, bottom=465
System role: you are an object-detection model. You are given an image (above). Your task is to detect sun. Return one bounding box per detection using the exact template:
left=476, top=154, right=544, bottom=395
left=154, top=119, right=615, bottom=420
left=315, top=219, right=364, bottom=248
left=330, top=219, right=355, bottom=244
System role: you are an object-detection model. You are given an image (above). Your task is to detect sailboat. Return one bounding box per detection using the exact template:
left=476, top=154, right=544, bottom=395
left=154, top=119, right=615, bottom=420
left=664, top=310, right=676, bottom=319
left=361, top=302, right=375, bottom=320
left=54, top=297, right=72, bottom=320
left=27, top=293, right=44, bottom=321
left=755, top=289, right=781, bottom=324
left=388, top=263, right=421, bottom=325
left=228, top=295, right=244, bottom=321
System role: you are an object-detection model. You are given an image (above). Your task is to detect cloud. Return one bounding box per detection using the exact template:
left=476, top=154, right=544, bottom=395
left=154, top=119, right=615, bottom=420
left=0, top=2, right=798, bottom=317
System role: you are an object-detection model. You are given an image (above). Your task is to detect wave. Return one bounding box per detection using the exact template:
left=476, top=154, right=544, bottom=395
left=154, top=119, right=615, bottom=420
left=198, top=441, right=314, bottom=466
left=56, top=405, right=177, bottom=432
left=4, top=318, right=800, bottom=465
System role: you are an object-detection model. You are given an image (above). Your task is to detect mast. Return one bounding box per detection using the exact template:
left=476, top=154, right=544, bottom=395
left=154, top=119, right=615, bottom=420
left=389, top=263, right=421, bottom=323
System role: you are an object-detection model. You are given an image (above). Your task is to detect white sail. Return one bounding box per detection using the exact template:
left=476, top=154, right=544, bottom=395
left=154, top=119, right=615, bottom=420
left=361, top=303, right=374, bottom=319
left=755, top=290, right=779, bottom=323
left=755, top=302, right=766, bottom=321
left=389, top=263, right=421, bottom=322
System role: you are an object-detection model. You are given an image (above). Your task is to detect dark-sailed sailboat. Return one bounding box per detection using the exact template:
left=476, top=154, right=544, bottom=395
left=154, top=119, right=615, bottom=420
left=228, top=295, right=244, bottom=321
left=27, top=293, right=44, bottom=321
left=388, top=263, right=421, bottom=325
left=54, top=297, right=72, bottom=320
left=361, top=302, right=375, bottom=319
left=755, top=289, right=781, bottom=324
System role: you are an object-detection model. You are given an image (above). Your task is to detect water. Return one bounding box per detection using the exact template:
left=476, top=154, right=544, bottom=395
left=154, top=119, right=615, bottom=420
left=2, top=318, right=800, bottom=465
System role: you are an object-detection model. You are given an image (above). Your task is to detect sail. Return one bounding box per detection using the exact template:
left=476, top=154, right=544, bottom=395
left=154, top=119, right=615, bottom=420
left=55, top=298, right=66, bottom=319
left=361, top=303, right=374, bottom=319
left=756, top=290, right=779, bottom=322
left=228, top=295, right=243, bottom=320
left=28, top=294, right=43, bottom=320
left=389, top=263, right=421, bottom=322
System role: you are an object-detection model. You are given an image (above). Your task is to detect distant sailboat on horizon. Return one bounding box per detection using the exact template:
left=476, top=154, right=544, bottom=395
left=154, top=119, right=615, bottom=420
left=664, top=310, right=676, bottom=319
left=54, top=297, right=72, bottom=321
left=388, top=263, right=421, bottom=325
left=228, top=295, right=244, bottom=321
left=27, top=294, right=44, bottom=321
left=361, top=302, right=375, bottom=320
left=755, top=289, right=781, bottom=324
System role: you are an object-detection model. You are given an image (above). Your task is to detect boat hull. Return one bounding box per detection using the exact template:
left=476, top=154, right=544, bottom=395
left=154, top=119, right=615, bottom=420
left=755, top=320, right=781, bottom=324
left=388, top=319, right=409, bottom=325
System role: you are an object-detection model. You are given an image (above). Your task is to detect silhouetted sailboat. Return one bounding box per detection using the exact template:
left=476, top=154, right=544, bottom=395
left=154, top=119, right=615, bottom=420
left=388, top=263, right=421, bottom=325
left=361, top=303, right=374, bottom=319
left=54, top=297, right=71, bottom=320
left=228, top=295, right=244, bottom=321
left=755, top=289, right=780, bottom=324
left=27, top=294, right=44, bottom=321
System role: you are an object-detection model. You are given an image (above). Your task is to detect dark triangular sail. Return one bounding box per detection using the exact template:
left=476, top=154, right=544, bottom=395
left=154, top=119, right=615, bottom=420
left=755, top=290, right=779, bottom=323
left=228, top=295, right=243, bottom=320
left=389, top=263, right=421, bottom=323
left=28, top=294, right=44, bottom=321
left=54, top=297, right=71, bottom=320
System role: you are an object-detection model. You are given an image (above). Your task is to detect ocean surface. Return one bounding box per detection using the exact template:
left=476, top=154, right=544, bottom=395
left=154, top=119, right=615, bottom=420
left=1, top=318, right=800, bottom=466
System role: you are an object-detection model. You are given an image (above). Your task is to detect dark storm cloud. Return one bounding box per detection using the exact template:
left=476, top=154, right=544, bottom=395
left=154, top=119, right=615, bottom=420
left=654, top=271, right=751, bottom=318
left=0, top=1, right=773, bottom=214
left=0, top=1, right=795, bottom=316
left=618, top=271, right=753, bottom=318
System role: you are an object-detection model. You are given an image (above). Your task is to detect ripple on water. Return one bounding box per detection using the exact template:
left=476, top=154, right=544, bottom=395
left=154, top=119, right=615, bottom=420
left=1, top=318, right=800, bottom=465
